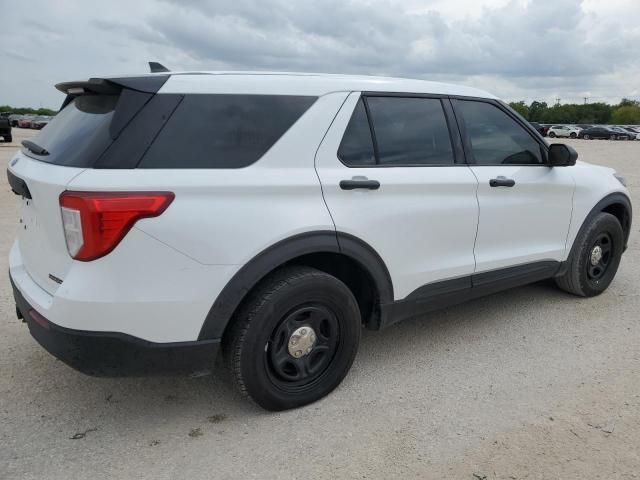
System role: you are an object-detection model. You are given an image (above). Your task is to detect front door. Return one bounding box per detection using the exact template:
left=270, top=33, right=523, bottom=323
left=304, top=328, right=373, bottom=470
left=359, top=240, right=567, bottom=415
left=452, top=99, right=574, bottom=273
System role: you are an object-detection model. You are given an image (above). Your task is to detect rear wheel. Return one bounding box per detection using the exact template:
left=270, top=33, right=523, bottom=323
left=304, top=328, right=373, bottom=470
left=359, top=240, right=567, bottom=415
left=555, top=213, right=624, bottom=297
left=610, top=134, right=616, bottom=140
left=224, top=266, right=361, bottom=411
left=584, top=134, right=590, bottom=139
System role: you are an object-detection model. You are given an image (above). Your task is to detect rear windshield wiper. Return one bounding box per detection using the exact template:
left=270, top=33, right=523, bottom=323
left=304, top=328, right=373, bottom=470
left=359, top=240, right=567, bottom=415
left=21, top=140, right=50, bottom=156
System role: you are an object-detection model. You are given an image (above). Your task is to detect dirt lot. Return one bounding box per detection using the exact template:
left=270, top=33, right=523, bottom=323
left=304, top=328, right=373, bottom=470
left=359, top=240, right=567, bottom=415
left=1, top=128, right=639, bottom=479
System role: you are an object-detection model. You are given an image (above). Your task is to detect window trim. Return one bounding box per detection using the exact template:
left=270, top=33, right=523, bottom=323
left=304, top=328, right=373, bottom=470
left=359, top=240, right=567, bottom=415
left=336, top=93, right=464, bottom=168
left=450, top=97, right=550, bottom=167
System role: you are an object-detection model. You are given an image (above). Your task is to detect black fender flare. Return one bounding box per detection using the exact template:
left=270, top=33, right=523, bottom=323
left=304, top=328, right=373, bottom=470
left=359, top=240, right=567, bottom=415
left=197, top=231, right=394, bottom=340
left=559, top=192, right=632, bottom=276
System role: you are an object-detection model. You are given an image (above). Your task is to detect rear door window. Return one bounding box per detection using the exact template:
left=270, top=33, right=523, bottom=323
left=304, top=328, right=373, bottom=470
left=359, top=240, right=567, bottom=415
left=139, top=94, right=317, bottom=168
left=367, top=97, right=454, bottom=166
left=337, top=98, right=376, bottom=166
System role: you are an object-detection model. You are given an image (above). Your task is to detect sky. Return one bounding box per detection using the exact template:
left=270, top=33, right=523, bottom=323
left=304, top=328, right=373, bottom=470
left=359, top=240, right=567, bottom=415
left=1, top=0, right=639, bottom=109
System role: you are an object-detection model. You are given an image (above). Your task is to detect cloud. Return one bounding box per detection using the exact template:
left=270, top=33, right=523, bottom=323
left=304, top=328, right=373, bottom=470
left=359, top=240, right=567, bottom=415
left=1, top=0, right=639, bottom=108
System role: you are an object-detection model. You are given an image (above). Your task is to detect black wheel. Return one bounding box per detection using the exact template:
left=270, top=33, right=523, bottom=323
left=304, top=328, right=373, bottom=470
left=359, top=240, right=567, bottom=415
left=5, top=135, right=12, bottom=143
left=570, top=132, right=577, bottom=138
left=556, top=212, right=624, bottom=297
left=223, top=266, right=361, bottom=410
left=610, top=134, right=616, bottom=140
left=584, top=134, right=590, bottom=139
left=549, top=131, right=556, bottom=138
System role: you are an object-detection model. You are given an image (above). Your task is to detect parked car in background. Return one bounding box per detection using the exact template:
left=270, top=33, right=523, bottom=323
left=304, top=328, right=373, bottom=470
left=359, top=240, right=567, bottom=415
left=578, top=126, right=619, bottom=140
left=0, top=115, right=11, bottom=142
left=547, top=125, right=581, bottom=138
left=609, top=127, right=633, bottom=140
left=9, top=114, right=23, bottom=127
left=17, top=116, right=35, bottom=128
left=575, top=124, right=593, bottom=130
left=529, top=121, right=546, bottom=136
left=30, top=116, right=52, bottom=129
left=620, top=127, right=640, bottom=140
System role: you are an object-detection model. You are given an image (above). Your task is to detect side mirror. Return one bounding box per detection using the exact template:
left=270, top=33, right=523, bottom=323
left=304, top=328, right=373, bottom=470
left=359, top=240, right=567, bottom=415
left=548, top=143, right=578, bottom=167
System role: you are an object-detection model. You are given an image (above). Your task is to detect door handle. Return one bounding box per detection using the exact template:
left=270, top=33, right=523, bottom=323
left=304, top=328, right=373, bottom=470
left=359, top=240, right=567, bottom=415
left=489, top=177, right=515, bottom=188
left=339, top=179, right=380, bottom=190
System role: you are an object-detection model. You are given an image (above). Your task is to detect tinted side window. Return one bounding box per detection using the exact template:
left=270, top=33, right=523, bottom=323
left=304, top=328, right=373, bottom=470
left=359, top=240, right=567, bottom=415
left=337, top=98, right=375, bottom=166
left=140, top=94, right=316, bottom=168
left=367, top=97, right=454, bottom=166
left=457, top=100, right=543, bottom=165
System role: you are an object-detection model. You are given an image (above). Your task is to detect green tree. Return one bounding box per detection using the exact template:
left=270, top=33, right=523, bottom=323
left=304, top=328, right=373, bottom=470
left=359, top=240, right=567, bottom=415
left=528, top=101, right=548, bottom=122
left=611, top=105, right=640, bottom=124
left=509, top=101, right=529, bottom=119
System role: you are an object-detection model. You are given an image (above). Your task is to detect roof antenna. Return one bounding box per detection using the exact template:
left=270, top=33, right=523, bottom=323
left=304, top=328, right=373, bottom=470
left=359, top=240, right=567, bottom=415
left=149, top=61, right=170, bottom=73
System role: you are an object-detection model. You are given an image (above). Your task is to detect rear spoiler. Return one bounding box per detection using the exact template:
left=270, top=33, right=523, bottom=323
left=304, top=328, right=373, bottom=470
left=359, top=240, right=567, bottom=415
left=55, top=74, right=173, bottom=138
left=56, top=75, right=169, bottom=95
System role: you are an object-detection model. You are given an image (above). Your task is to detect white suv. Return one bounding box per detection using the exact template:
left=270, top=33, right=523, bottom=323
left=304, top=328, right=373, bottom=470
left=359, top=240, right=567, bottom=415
left=8, top=72, right=632, bottom=410
left=547, top=125, right=582, bottom=138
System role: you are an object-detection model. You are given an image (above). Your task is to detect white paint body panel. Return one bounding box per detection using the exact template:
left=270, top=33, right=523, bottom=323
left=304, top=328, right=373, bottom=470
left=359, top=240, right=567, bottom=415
left=470, top=165, right=575, bottom=272
left=315, top=93, right=479, bottom=299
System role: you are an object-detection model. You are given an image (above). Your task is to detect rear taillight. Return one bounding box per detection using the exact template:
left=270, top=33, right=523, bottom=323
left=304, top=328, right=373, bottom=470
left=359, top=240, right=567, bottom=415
left=59, top=191, right=174, bottom=261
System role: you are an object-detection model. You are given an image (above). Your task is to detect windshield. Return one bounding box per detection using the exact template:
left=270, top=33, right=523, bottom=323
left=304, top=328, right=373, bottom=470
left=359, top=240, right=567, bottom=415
left=23, top=95, right=118, bottom=166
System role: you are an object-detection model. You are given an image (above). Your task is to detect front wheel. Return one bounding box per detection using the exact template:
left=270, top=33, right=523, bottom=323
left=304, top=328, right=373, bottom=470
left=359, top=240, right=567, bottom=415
left=570, top=132, right=577, bottom=138
left=610, top=134, right=616, bottom=140
left=548, top=132, right=556, bottom=138
left=556, top=212, right=624, bottom=297
left=583, top=134, right=590, bottom=139
left=3, top=135, right=11, bottom=143
left=223, top=266, right=361, bottom=410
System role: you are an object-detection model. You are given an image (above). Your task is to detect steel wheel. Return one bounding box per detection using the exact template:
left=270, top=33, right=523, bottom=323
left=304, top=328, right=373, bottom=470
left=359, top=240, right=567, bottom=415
left=585, top=232, right=614, bottom=286
left=266, top=304, right=340, bottom=390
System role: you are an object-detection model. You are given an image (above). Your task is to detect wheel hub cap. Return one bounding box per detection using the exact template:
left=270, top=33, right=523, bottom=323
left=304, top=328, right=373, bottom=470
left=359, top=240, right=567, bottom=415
left=288, top=326, right=316, bottom=358
left=590, top=245, right=603, bottom=266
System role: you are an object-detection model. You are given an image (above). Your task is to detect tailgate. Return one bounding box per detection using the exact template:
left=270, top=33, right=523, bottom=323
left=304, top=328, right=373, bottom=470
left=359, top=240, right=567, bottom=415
left=8, top=152, right=85, bottom=294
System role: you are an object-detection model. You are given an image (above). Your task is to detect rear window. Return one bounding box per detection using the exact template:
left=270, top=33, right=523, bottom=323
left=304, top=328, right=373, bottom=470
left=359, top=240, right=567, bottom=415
left=23, top=95, right=117, bottom=167
left=138, top=94, right=317, bottom=169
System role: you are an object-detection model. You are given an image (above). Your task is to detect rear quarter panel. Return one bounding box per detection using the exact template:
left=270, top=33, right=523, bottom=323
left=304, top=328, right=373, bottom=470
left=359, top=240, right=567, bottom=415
left=66, top=92, right=350, bottom=266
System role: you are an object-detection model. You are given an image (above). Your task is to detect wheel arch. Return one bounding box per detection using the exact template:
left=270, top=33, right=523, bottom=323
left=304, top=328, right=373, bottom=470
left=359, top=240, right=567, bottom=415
left=568, top=192, right=632, bottom=262
left=198, top=231, right=394, bottom=340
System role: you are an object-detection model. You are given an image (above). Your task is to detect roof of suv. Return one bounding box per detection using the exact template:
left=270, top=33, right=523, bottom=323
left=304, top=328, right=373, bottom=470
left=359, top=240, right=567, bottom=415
left=124, top=71, right=500, bottom=99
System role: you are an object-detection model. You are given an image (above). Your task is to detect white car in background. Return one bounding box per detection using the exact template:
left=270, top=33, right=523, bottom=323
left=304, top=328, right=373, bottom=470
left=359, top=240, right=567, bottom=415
left=547, top=125, right=582, bottom=138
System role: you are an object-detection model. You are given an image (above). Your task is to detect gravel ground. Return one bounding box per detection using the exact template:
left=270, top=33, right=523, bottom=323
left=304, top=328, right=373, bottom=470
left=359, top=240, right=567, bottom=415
left=1, top=128, right=639, bottom=480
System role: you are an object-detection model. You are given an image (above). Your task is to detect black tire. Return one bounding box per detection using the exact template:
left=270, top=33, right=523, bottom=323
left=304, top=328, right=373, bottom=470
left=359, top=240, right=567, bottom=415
left=223, top=266, right=361, bottom=411
left=584, top=134, right=590, bottom=139
left=610, top=134, right=616, bottom=140
left=570, top=132, right=577, bottom=138
left=549, top=132, right=556, bottom=138
left=555, top=212, right=624, bottom=297
left=5, top=135, right=12, bottom=143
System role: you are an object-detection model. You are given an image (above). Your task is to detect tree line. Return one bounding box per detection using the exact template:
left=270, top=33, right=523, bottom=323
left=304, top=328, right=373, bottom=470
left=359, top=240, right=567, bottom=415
left=508, top=99, right=640, bottom=125
left=0, top=105, right=57, bottom=116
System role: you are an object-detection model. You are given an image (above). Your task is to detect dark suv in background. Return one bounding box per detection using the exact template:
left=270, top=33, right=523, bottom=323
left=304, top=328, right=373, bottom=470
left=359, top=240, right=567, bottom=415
left=0, top=114, right=12, bottom=142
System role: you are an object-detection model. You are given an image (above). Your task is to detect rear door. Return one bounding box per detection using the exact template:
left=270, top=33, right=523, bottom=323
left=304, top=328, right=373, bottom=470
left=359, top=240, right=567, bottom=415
left=316, top=92, right=479, bottom=299
left=452, top=98, right=574, bottom=273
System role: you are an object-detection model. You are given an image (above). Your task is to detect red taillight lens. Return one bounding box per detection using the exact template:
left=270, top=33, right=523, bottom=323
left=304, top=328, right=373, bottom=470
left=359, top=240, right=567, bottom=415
left=59, top=191, right=175, bottom=261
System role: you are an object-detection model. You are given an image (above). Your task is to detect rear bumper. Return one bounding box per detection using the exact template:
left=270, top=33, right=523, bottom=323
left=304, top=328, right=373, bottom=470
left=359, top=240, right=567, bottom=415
left=11, top=274, right=220, bottom=377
